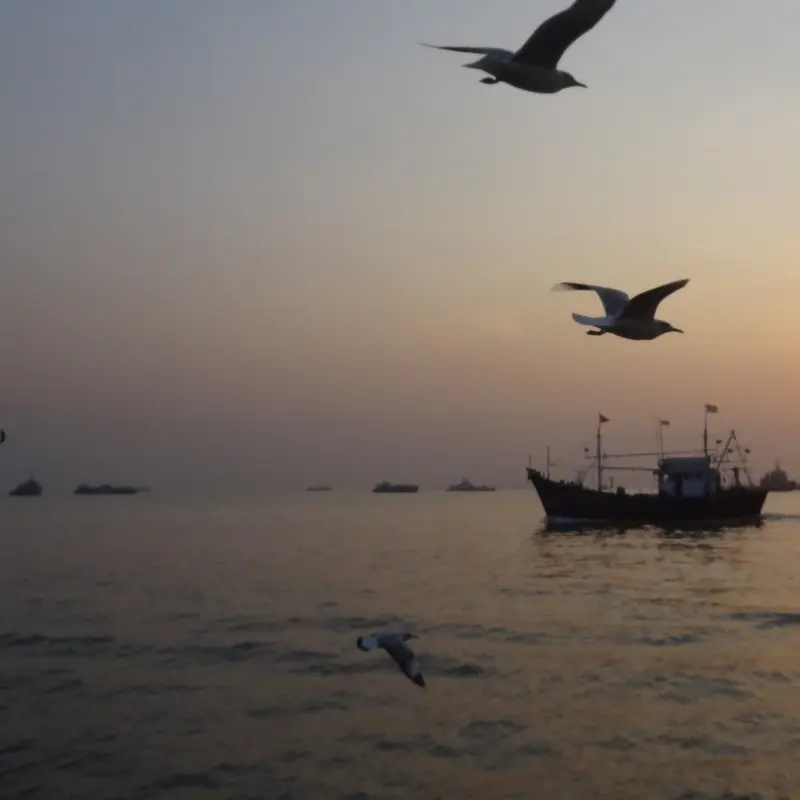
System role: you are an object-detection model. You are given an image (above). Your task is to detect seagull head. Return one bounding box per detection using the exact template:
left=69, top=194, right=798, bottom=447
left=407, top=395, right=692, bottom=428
left=657, top=321, right=683, bottom=335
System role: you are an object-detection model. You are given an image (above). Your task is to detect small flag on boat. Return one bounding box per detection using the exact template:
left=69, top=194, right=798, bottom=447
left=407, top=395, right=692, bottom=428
left=598, top=414, right=609, bottom=424
left=659, top=420, right=669, bottom=426
left=705, top=404, right=718, bottom=413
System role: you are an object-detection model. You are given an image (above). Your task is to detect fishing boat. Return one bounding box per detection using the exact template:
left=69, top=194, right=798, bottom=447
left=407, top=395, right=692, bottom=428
left=528, top=405, right=767, bottom=527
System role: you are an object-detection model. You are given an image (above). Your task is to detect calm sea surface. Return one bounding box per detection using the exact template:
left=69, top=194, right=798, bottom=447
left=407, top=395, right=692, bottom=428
left=2, top=489, right=800, bottom=799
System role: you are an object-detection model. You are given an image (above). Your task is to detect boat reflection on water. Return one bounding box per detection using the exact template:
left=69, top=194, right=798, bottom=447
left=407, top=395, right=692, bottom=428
left=537, top=517, right=765, bottom=537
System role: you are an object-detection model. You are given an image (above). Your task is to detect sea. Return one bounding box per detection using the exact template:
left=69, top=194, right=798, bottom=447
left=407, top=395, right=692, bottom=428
left=2, top=488, right=800, bottom=800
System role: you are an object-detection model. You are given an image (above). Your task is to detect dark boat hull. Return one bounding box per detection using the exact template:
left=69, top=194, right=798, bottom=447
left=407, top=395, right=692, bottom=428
left=9, top=486, right=42, bottom=497
left=373, top=485, right=419, bottom=494
left=527, top=468, right=767, bottom=526
left=9, top=478, right=43, bottom=497
left=74, top=485, right=139, bottom=495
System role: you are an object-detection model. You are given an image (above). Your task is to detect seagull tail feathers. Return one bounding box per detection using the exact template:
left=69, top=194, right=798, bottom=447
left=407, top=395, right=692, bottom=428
left=572, top=313, right=610, bottom=328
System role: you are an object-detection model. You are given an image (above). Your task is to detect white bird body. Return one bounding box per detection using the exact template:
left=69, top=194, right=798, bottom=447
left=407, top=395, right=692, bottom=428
left=421, top=0, right=618, bottom=94
left=554, top=279, right=690, bottom=340
left=357, top=631, right=425, bottom=688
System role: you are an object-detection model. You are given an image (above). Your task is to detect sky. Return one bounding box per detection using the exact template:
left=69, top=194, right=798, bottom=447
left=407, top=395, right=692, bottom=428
left=2, top=0, right=800, bottom=492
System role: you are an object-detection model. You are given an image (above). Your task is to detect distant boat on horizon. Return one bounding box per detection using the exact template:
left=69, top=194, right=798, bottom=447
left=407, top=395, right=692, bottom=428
left=446, top=478, right=496, bottom=492
left=759, top=461, right=798, bottom=492
left=9, top=473, right=42, bottom=498
left=73, top=483, right=143, bottom=496
left=372, top=481, right=419, bottom=494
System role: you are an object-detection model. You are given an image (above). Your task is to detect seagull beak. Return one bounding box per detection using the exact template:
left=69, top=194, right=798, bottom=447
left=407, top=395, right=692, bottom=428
left=575, top=81, right=587, bottom=88
left=672, top=327, right=684, bottom=334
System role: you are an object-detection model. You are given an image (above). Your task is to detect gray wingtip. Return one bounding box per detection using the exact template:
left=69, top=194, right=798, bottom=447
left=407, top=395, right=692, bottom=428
left=552, top=282, right=582, bottom=292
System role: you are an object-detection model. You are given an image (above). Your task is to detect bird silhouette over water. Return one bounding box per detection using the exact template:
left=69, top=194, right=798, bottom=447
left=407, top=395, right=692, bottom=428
left=554, top=278, right=690, bottom=340
left=421, top=0, right=618, bottom=94
left=356, top=631, right=425, bottom=688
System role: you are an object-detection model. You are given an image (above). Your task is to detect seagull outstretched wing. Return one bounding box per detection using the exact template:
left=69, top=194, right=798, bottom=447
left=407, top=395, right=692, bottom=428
left=554, top=282, right=630, bottom=317
left=619, top=279, right=690, bottom=320
left=419, top=43, right=515, bottom=60
left=383, top=638, right=425, bottom=688
left=513, top=0, right=618, bottom=68
left=356, top=631, right=425, bottom=688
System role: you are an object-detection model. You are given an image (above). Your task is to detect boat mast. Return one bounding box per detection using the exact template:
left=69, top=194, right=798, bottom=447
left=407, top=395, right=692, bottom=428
left=657, top=419, right=669, bottom=461
left=546, top=446, right=551, bottom=479
left=596, top=413, right=607, bottom=491
left=703, top=403, right=718, bottom=459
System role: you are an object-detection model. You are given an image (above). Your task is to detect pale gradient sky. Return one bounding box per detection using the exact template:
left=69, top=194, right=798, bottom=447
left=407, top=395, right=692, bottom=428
left=2, top=0, right=800, bottom=492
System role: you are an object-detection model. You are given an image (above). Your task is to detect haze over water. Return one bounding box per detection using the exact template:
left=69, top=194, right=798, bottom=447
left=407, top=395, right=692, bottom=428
left=3, top=491, right=800, bottom=798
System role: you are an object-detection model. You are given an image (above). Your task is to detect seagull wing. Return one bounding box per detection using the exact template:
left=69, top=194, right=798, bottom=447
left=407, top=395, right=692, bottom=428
left=553, top=282, right=629, bottom=317
left=513, top=0, right=617, bottom=68
left=572, top=312, right=614, bottom=328
left=383, top=638, right=425, bottom=688
left=619, top=279, right=690, bottom=320
left=419, top=43, right=515, bottom=60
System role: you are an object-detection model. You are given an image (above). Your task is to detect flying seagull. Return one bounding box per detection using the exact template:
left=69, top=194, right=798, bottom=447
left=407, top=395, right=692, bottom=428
left=356, top=631, right=425, bottom=688
left=553, top=279, right=689, bottom=340
left=420, top=0, right=618, bottom=94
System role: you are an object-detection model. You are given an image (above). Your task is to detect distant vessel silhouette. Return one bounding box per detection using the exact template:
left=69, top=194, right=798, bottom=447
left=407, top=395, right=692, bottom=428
left=372, top=482, right=419, bottom=494
left=9, top=473, right=42, bottom=497
left=759, top=461, right=798, bottom=492
left=446, top=478, right=496, bottom=492
left=73, top=484, right=142, bottom=496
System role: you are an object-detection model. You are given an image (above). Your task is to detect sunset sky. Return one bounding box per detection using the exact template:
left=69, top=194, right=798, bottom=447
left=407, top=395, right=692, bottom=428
left=2, top=0, right=799, bottom=492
